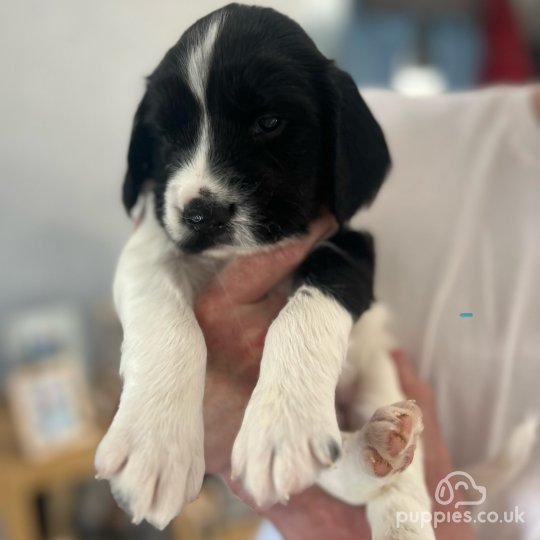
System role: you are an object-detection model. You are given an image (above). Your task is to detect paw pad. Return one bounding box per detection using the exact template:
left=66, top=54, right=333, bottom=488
left=363, top=400, right=423, bottom=477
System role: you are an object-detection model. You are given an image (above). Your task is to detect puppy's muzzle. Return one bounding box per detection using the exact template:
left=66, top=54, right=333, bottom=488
left=182, top=198, right=234, bottom=232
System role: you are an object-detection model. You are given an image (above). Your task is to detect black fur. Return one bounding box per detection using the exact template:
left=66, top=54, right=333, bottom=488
left=122, top=3, right=391, bottom=252
left=294, top=230, right=375, bottom=319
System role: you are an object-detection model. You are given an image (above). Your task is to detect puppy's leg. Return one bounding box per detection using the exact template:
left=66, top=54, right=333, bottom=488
left=319, top=305, right=435, bottom=539
left=319, top=405, right=434, bottom=539
left=317, top=400, right=423, bottom=501
left=95, top=199, right=207, bottom=529
left=231, top=230, right=375, bottom=506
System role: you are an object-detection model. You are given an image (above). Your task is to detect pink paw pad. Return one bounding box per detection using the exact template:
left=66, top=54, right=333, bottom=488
left=363, top=400, right=423, bottom=477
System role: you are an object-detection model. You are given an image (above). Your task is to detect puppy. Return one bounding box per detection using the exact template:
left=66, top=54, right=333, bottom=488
left=95, top=4, right=435, bottom=538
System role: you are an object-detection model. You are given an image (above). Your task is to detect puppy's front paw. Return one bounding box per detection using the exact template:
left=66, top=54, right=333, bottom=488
left=231, top=391, right=340, bottom=507
left=95, top=402, right=204, bottom=529
left=363, top=400, right=423, bottom=477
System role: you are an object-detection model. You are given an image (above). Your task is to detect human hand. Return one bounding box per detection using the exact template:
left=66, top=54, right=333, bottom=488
left=195, top=214, right=372, bottom=539
left=196, top=223, right=475, bottom=539
left=393, top=351, right=476, bottom=540
left=262, top=353, right=478, bottom=540
left=197, top=214, right=337, bottom=476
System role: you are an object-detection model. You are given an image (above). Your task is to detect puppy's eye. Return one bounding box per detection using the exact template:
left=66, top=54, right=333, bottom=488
left=253, top=116, right=284, bottom=136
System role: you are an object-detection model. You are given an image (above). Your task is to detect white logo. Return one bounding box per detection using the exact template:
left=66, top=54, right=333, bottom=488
left=397, top=472, right=524, bottom=529
left=435, top=471, right=487, bottom=507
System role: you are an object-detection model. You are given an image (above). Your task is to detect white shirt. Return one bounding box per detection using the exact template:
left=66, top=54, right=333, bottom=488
left=359, top=86, right=540, bottom=540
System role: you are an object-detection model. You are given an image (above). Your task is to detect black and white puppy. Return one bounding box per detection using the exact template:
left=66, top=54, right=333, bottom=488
left=96, top=4, right=435, bottom=538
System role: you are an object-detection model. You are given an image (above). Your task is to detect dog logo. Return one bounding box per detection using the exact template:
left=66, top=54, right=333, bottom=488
left=435, top=471, right=487, bottom=507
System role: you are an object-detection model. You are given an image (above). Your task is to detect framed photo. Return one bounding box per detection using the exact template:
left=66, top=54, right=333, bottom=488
left=1, top=304, right=88, bottom=384
left=6, top=354, right=98, bottom=461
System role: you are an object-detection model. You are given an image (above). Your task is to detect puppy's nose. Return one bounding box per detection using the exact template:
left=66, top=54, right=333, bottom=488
left=182, top=198, right=233, bottom=231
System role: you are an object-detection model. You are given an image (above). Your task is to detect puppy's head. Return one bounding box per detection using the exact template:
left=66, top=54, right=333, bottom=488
left=123, top=3, right=390, bottom=254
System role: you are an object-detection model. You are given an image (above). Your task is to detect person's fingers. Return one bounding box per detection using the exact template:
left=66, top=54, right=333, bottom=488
left=392, top=351, right=454, bottom=496
left=392, top=349, right=435, bottom=408
left=391, top=349, right=419, bottom=397
left=205, top=212, right=336, bottom=304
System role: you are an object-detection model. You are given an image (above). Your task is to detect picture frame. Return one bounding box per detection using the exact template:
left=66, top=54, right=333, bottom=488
left=6, top=354, right=98, bottom=461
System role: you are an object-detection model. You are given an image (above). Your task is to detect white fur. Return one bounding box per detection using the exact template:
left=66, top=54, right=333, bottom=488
left=164, top=16, right=224, bottom=240
left=104, top=201, right=533, bottom=537
left=231, top=285, right=353, bottom=504
left=99, top=220, right=438, bottom=537
left=319, top=305, right=435, bottom=539
left=95, top=197, right=212, bottom=529
left=185, top=16, right=222, bottom=107
left=163, top=13, right=257, bottom=250
left=102, top=12, right=532, bottom=533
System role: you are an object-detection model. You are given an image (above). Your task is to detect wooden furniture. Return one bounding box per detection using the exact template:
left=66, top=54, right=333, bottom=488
left=0, top=406, right=260, bottom=540
left=0, top=430, right=99, bottom=540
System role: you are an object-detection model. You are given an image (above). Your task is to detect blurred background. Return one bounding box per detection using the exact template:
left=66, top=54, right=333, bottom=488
left=0, top=0, right=539, bottom=539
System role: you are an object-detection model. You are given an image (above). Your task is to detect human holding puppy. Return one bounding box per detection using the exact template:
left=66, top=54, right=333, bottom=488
left=197, top=215, right=476, bottom=540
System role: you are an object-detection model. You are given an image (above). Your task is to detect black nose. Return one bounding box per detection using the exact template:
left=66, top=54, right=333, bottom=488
left=182, top=199, right=233, bottom=232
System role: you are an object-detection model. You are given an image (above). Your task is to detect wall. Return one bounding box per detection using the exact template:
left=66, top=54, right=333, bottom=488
left=0, top=0, right=339, bottom=315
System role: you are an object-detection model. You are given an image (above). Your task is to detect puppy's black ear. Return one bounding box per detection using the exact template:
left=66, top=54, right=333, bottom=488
left=326, top=67, right=391, bottom=223
left=122, top=92, right=156, bottom=214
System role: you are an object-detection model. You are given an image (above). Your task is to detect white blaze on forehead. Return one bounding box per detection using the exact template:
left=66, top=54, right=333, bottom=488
left=186, top=16, right=223, bottom=107
left=162, top=14, right=258, bottom=251
left=164, top=15, right=226, bottom=240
